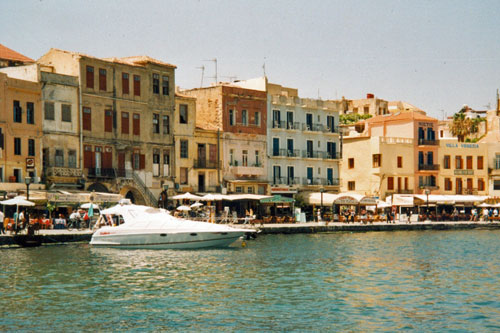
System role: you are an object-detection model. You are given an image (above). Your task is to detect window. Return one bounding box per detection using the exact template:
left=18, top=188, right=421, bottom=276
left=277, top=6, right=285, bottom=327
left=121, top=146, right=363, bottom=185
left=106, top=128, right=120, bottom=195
left=104, top=110, right=113, bottom=132
left=230, top=149, right=234, bottom=165
left=153, top=113, right=160, bottom=133
left=163, top=152, right=170, bottom=176
left=44, top=102, right=55, bottom=120
left=27, top=102, right=34, bottom=124
left=255, top=150, right=260, bottom=166
left=55, top=149, right=64, bottom=167
left=242, top=150, right=248, bottom=166
left=14, top=138, right=21, bottom=155
left=122, top=73, right=129, bottom=94
left=162, top=76, right=169, bottom=95
left=179, top=104, right=188, bottom=124
left=13, top=101, right=22, bottom=123
left=495, top=180, right=500, bottom=191
left=254, top=111, right=260, bottom=126
left=163, top=115, right=170, bottom=134
left=348, top=181, right=355, bottom=191
left=133, top=114, right=140, bottom=135
left=86, top=66, right=94, bottom=89
left=397, top=156, right=403, bottom=168
left=348, top=158, right=354, bottom=169
left=180, top=167, right=188, bottom=184
left=99, top=68, right=107, bottom=91
left=372, top=154, right=381, bottom=168
left=61, top=104, right=71, bottom=122
left=467, top=178, right=473, bottom=190
left=478, top=178, right=485, bottom=191
left=445, top=178, right=452, bottom=191
left=152, top=73, right=160, bottom=94
left=241, top=110, right=248, bottom=125
left=153, top=152, right=160, bottom=176
left=247, top=186, right=254, bottom=194
left=28, top=139, right=35, bottom=156
left=229, top=109, right=234, bottom=126
left=133, top=75, right=141, bottom=96
left=68, top=150, right=76, bottom=168
left=387, top=177, right=394, bottom=190
left=121, top=112, right=129, bottom=134
left=466, top=156, right=473, bottom=170
left=444, top=155, right=450, bottom=169
left=404, top=177, right=409, bottom=190
left=180, top=140, right=188, bottom=158
left=477, top=156, right=484, bottom=170
left=363, top=106, right=369, bottom=114
left=83, top=107, right=92, bottom=131
left=236, top=186, right=243, bottom=193
left=455, top=156, right=463, bottom=169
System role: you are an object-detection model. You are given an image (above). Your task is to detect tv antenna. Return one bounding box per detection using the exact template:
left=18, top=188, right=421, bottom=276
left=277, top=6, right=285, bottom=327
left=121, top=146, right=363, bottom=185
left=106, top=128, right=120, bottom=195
left=196, top=65, right=205, bottom=88
left=203, top=58, right=218, bottom=84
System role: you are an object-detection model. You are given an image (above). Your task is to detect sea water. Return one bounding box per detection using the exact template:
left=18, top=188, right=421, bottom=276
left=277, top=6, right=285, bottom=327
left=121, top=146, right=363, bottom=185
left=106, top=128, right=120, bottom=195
left=1, top=230, right=500, bottom=331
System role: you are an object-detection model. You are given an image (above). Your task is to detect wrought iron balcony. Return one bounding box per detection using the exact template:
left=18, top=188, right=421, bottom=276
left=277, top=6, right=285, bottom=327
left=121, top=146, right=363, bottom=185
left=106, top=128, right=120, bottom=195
left=418, top=139, right=439, bottom=145
left=302, top=123, right=325, bottom=132
left=325, top=152, right=341, bottom=160
left=87, top=168, right=116, bottom=178
left=302, top=177, right=329, bottom=186
left=418, top=164, right=440, bottom=171
left=194, top=159, right=219, bottom=169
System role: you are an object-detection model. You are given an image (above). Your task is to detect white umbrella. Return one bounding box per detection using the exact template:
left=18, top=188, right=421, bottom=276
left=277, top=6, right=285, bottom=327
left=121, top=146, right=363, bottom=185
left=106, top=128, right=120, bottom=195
left=171, top=192, right=202, bottom=201
left=176, top=205, right=191, bottom=211
left=200, top=193, right=225, bottom=201
left=81, top=203, right=100, bottom=209
left=190, top=202, right=204, bottom=208
left=0, top=196, right=35, bottom=230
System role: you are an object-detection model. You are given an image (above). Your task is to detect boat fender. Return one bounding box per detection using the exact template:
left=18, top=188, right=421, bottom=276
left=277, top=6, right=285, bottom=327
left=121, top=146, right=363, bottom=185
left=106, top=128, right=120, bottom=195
left=241, top=240, right=247, bottom=248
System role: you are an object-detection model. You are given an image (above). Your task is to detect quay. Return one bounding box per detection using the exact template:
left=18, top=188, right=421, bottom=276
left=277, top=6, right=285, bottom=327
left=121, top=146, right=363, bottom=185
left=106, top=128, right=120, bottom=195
left=2, top=221, right=500, bottom=247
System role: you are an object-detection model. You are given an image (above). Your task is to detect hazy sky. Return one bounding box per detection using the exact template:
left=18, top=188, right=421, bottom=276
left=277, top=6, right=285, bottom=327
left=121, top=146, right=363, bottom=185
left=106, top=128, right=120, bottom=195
left=3, top=0, right=500, bottom=118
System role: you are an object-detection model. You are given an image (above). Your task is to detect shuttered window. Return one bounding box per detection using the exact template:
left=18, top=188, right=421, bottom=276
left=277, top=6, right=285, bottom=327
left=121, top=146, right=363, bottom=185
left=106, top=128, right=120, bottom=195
left=84, top=145, right=93, bottom=168
left=121, top=112, right=129, bottom=134
left=83, top=107, right=91, bottom=131
left=387, top=177, right=394, bottom=190
left=99, top=68, right=107, bottom=91
left=477, top=156, right=484, bottom=169
left=133, top=75, right=141, bottom=96
left=104, top=110, right=113, bottom=132
left=86, top=66, right=94, bottom=89
left=122, top=73, right=129, bottom=95
left=133, top=114, right=140, bottom=135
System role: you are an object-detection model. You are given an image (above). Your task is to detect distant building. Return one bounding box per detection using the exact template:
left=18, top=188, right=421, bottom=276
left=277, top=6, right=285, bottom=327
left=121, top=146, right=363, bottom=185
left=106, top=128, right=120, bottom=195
left=0, top=44, right=34, bottom=68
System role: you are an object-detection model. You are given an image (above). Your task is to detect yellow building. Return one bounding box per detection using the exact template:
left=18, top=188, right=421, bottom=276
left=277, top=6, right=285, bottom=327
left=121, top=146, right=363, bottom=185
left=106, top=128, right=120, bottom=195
left=0, top=71, right=43, bottom=193
left=174, top=93, right=220, bottom=193
left=38, top=49, right=176, bottom=205
left=438, top=139, right=488, bottom=195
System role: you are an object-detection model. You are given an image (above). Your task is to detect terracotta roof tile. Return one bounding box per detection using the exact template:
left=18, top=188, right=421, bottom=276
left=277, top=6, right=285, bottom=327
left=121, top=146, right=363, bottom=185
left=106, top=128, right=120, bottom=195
left=0, top=44, right=34, bottom=63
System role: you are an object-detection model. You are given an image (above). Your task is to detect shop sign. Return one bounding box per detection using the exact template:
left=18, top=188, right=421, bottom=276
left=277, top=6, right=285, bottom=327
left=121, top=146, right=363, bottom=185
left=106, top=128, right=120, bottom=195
left=271, top=187, right=297, bottom=194
left=26, top=158, right=35, bottom=169
left=335, top=197, right=359, bottom=205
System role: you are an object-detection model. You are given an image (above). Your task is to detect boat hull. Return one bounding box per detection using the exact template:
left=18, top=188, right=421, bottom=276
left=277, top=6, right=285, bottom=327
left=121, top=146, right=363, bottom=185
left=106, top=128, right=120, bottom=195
left=90, top=231, right=246, bottom=249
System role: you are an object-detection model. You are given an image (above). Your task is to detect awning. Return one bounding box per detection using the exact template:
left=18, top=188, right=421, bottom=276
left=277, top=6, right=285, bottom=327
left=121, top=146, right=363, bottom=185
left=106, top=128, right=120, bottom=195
left=260, top=195, right=295, bottom=204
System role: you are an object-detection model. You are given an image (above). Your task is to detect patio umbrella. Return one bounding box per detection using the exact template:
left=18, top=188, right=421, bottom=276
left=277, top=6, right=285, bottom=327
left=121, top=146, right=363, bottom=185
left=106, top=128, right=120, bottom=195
left=176, top=205, right=191, bottom=211
left=171, top=192, right=202, bottom=201
left=190, top=202, right=204, bottom=208
left=0, top=196, right=35, bottom=230
left=81, top=203, right=100, bottom=209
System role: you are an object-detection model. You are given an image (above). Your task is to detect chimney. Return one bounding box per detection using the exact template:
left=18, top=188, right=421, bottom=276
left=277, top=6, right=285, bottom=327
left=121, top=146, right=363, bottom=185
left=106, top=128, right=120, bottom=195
left=366, top=93, right=374, bottom=99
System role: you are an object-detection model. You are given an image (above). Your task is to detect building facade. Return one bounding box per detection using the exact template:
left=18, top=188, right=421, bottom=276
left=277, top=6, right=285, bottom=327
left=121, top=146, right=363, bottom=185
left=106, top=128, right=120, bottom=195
left=38, top=49, right=176, bottom=205
left=183, top=84, right=268, bottom=195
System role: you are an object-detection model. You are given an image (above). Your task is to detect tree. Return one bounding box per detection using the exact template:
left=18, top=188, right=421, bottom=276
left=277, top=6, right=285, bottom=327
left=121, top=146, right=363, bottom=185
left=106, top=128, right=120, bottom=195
left=449, top=110, right=478, bottom=142
left=340, top=113, right=372, bottom=125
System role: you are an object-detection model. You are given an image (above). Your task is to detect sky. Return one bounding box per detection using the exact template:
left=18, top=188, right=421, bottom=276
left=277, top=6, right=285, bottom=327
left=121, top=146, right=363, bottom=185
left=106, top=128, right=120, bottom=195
left=2, top=0, right=500, bottom=119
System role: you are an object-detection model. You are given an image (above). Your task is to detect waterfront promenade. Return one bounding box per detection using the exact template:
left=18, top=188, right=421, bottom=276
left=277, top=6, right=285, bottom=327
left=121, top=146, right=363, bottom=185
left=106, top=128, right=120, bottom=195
left=1, top=220, right=500, bottom=247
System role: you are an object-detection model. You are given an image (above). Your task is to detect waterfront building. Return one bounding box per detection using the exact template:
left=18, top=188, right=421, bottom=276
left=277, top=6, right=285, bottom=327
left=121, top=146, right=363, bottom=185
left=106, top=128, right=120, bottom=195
left=0, top=71, right=43, bottom=193
left=182, top=84, right=268, bottom=195
left=174, top=92, right=221, bottom=194
left=340, top=94, right=389, bottom=116
left=342, top=110, right=439, bottom=199
left=1, top=63, right=82, bottom=189
left=38, top=49, right=176, bottom=205
left=0, top=44, right=34, bottom=68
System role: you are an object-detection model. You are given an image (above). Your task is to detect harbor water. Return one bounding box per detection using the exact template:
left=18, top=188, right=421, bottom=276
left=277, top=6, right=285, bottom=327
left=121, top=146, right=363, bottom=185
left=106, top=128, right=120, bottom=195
left=1, top=230, right=500, bottom=331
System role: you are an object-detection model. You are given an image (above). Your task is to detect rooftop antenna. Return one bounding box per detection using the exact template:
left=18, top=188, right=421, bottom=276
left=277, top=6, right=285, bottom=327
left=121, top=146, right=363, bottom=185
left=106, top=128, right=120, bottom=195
left=196, top=65, right=205, bottom=88
left=204, top=58, right=218, bottom=84
left=318, top=88, right=321, bottom=100
left=263, top=57, right=266, bottom=77
left=221, top=75, right=237, bottom=83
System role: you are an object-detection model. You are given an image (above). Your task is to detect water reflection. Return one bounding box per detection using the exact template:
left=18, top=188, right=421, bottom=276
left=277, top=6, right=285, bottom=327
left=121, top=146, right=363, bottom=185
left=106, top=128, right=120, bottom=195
left=1, top=230, right=500, bottom=331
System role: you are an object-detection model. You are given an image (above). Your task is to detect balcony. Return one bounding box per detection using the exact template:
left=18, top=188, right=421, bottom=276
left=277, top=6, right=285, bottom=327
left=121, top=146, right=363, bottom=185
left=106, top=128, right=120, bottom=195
left=272, top=120, right=301, bottom=130
left=230, top=163, right=264, bottom=177
left=325, top=152, right=341, bottom=160
left=87, top=168, right=116, bottom=178
left=45, top=166, right=82, bottom=178
left=418, top=164, right=440, bottom=171
left=272, top=149, right=301, bottom=158
left=302, top=123, right=325, bottom=132
left=418, top=139, right=439, bottom=146
left=115, top=168, right=133, bottom=179
left=302, top=177, right=331, bottom=186
left=302, top=150, right=341, bottom=159
left=194, top=159, right=220, bottom=169
left=272, top=177, right=300, bottom=186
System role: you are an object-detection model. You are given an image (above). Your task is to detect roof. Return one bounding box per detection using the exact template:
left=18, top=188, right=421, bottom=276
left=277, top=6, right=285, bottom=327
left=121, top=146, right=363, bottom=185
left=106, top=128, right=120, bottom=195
left=365, top=110, right=437, bottom=125
left=0, top=44, right=34, bottom=63
left=46, top=48, right=176, bottom=68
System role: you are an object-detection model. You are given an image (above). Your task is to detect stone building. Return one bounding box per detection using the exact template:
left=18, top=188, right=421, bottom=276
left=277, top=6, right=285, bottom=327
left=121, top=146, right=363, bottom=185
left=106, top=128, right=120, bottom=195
left=38, top=49, right=176, bottom=205
left=183, top=84, right=268, bottom=195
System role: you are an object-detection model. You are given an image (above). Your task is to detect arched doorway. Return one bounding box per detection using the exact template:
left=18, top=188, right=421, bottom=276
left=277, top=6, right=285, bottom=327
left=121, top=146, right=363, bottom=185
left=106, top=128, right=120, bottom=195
left=125, top=191, right=135, bottom=203
left=119, top=185, right=147, bottom=205
left=86, top=182, right=109, bottom=193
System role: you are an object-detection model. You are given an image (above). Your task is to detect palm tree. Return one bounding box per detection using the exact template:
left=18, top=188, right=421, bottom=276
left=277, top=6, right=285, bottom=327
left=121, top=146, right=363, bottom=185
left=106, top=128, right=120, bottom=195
left=449, top=110, right=477, bottom=142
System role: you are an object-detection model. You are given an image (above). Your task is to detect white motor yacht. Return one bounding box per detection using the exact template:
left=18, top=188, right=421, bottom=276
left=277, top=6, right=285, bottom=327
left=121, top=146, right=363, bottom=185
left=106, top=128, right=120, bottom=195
left=90, top=203, right=253, bottom=249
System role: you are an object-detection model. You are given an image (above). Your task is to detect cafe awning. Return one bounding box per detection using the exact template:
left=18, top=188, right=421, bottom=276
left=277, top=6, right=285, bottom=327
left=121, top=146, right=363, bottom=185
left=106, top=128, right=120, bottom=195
left=260, top=195, right=295, bottom=204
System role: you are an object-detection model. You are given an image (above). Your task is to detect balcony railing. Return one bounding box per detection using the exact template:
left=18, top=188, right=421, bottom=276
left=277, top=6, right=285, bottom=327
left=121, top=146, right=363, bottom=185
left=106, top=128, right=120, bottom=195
left=302, top=150, right=323, bottom=159
left=302, top=177, right=329, bottom=186
left=44, top=166, right=82, bottom=178
left=87, top=168, right=116, bottom=178
left=194, top=159, right=219, bottom=169
left=273, top=149, right=300, bottom=157
left=418, top=139, right=439, bottom=145
left=115, top=168, right=133, bottom=178
left=418, top=164, right=440, bottom=171
left=272, top=177, right=300, bottom=186
left=325, top=152, right=341, bottom=160
left=302, top=123, right=325, bottom=132
left=272, top=120, right=339, bottom=133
